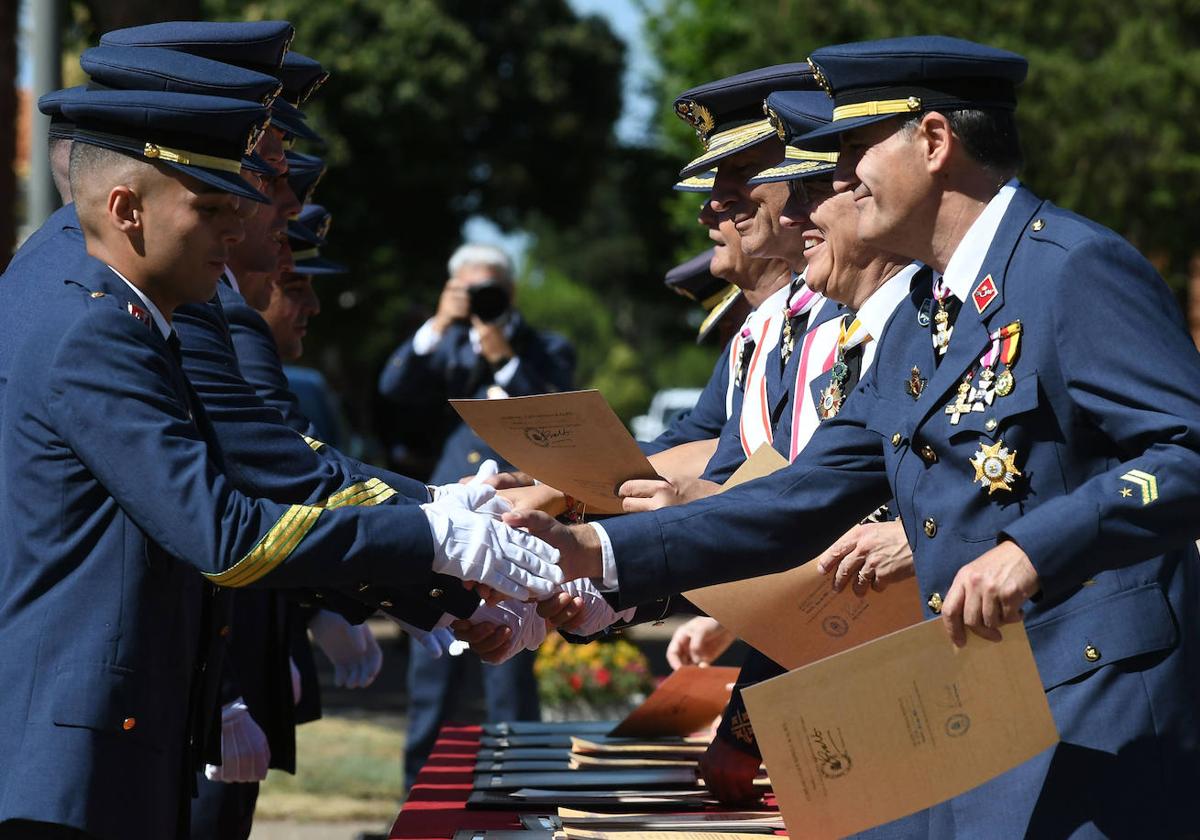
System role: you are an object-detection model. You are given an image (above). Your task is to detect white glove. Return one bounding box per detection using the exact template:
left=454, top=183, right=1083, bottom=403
left=558, top=578, right=634, bottom=636
left=461, top=601, right=547, bottom=664
left=429, top=459, right=512, bottom=517
left=308, top=610, right=383, bottom=689
left=289, top=656, right=302, bottom=705
left=385, top=615, right=458, bottom=659
left=422, top=504, right=563, bottom=600
left=205, top=698, right=270, bottom=783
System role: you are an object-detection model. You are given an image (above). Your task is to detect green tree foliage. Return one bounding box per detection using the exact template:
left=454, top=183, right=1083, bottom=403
left=201, top=0, right=627, bottom=400
left=520, top=143, right=721, bottom=420
left=645, top=0, right=1200, bottom=283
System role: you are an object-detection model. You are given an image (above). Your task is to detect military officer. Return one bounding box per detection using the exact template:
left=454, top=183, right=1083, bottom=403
left=510, top=37, right=1200, bottom=836
left=695, top=89, right=919, bottom=804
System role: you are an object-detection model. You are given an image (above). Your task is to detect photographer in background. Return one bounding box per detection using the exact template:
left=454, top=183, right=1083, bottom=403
left=378, top=243, right=575, bottom=787
left=380, top=243, right=576, bottom=486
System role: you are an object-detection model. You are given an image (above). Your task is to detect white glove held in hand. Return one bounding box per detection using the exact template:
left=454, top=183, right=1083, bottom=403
left=386, top=615, right=458, bottom=659
left=205, top=698, right=270, bottom=783
left=309, top=610, right=383, bottom=689
left=430, top=460, right=512, bottom=517
left=558, top=578, right=633, bottom=636
left=465, top=601, right=547, bottom=664
left=422, top=505, right=563, bottom=600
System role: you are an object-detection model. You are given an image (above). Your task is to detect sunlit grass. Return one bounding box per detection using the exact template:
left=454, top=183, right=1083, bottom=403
left=256, top=714, right=406, bottom=821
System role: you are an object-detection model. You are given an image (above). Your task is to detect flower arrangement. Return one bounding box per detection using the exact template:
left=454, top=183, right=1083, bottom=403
left=534, top=632, right=654, bottom=712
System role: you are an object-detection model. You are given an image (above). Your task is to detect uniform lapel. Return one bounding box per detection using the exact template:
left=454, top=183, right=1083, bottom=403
left=914, top=187, right=1044, bottom=428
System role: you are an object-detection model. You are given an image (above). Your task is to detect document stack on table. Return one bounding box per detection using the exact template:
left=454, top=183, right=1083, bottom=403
left=467, top=666, right=757, bottom=811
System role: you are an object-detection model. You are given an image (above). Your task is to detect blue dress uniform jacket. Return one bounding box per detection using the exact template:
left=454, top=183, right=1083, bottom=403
left=0, top=256, right=457, bottom=840
left=379, top=316, right=575, bottom=484
left=639, top=341, right=734, bottom=455
left=601, top=187, right=1200, bottom=836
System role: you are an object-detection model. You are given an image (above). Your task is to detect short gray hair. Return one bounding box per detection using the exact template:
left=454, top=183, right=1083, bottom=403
left=448, top=243, right=513, bottom=284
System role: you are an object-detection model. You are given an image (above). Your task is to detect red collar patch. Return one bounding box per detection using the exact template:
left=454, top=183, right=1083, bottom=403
left=127, top=302, right=152, bottom=328
left=972, top=274, right=998, bottom=314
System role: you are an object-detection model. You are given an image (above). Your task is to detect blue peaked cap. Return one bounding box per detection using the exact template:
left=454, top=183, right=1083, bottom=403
left=279, top=53, right=329, bottom=106
left=798, top=36, right=1028, bottom=151
left=747, top=90, right=838, bottom=185
left=287, top=204, right=345, bottom=275
left=285, top=151, right=326, bottom=205
left=98, top=19, right=321, bottom=142
left=99, top=20, right=294, bottom=71
left=673, top=62, right=819, bottom=179
left=56, top=87, right=271, bottom=203
left=77, top=45, right=282, bottom=174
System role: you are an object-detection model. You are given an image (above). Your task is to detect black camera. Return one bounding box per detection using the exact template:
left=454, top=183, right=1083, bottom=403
left=467, top=280, right=511, bottom=323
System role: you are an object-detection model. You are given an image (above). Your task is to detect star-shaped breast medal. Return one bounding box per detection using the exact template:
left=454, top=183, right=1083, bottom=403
left=970, top=440, right=1022, bottom=494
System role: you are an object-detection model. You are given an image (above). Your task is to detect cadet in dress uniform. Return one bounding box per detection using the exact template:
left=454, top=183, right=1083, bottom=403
left=0, top=87, right=559, bottom=840
left=523, top=37, right=1200, bottom=837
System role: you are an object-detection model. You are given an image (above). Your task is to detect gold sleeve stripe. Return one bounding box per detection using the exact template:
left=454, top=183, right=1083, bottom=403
left=302, top=434, right=326, bottom=451
left=206, top=504, right=323, bottom=588
left=205, top=479, right=399, bottom=588
left=323, top=477, right=398, bottom=509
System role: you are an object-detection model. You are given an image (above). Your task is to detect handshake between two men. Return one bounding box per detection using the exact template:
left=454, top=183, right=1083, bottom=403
left=416, top=461, right=624, bottom=663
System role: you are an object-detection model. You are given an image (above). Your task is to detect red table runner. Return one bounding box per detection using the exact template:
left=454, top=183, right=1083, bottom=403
left=389, top=723, right=782, bottom=840
left=390, top=724, right=520, bottom=840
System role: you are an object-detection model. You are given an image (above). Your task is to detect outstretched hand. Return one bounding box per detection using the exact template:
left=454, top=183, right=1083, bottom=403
left=502, top=509, right=604, bottom=582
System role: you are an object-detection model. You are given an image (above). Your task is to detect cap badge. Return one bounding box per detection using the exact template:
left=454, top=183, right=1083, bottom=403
left=246, top=117, right=271, bottom=156
left=675, top=99, right=715, bottom=144
left=807, top=58, right=832, bottom=97
left=315, top=213, right=333, bottom=241
left=765, top=105, right=787, bottom=141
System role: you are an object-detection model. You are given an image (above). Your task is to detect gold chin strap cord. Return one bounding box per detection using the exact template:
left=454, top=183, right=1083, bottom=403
left=832, top=96, right=922, bottom=122
left=143, top=142, right=243, bottom=174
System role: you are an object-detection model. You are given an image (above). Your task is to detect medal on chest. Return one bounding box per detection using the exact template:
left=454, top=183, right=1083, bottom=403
left=905, top=366, right=927, bottom=400
left=932, top=304, right=954, bottom=356
left=942, top=321, right=1023, bottom=424
left=818, top=360, right=849, bottom=420
left=970, top=439, right=1022, bottom=494
left=944, top=374, right=984, bottom=425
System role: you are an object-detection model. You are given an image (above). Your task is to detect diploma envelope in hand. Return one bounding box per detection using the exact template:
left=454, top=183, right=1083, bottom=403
left=608, top=665, right=740, bottom=738
left=742, top=619, right=1059, bottom=839
left=450, top=390, right=657, bottom=514
left=684, top=445, right=924, bottom=670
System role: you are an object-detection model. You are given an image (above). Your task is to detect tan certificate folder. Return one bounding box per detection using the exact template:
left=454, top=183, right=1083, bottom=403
left=608, top=665, right=740, bottom=738
left=684, top=445, right=924, bottom=670
left=743, top=619, right=1059, bottom=838
left=450, top=389, right=657, bottom=514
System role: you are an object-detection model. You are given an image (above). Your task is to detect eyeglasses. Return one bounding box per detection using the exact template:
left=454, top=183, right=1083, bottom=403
left=787, top=175, right=836, bottom=208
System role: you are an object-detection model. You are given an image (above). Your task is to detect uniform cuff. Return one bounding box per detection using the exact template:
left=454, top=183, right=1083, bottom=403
left=588, top=521, right=619, bottom=591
